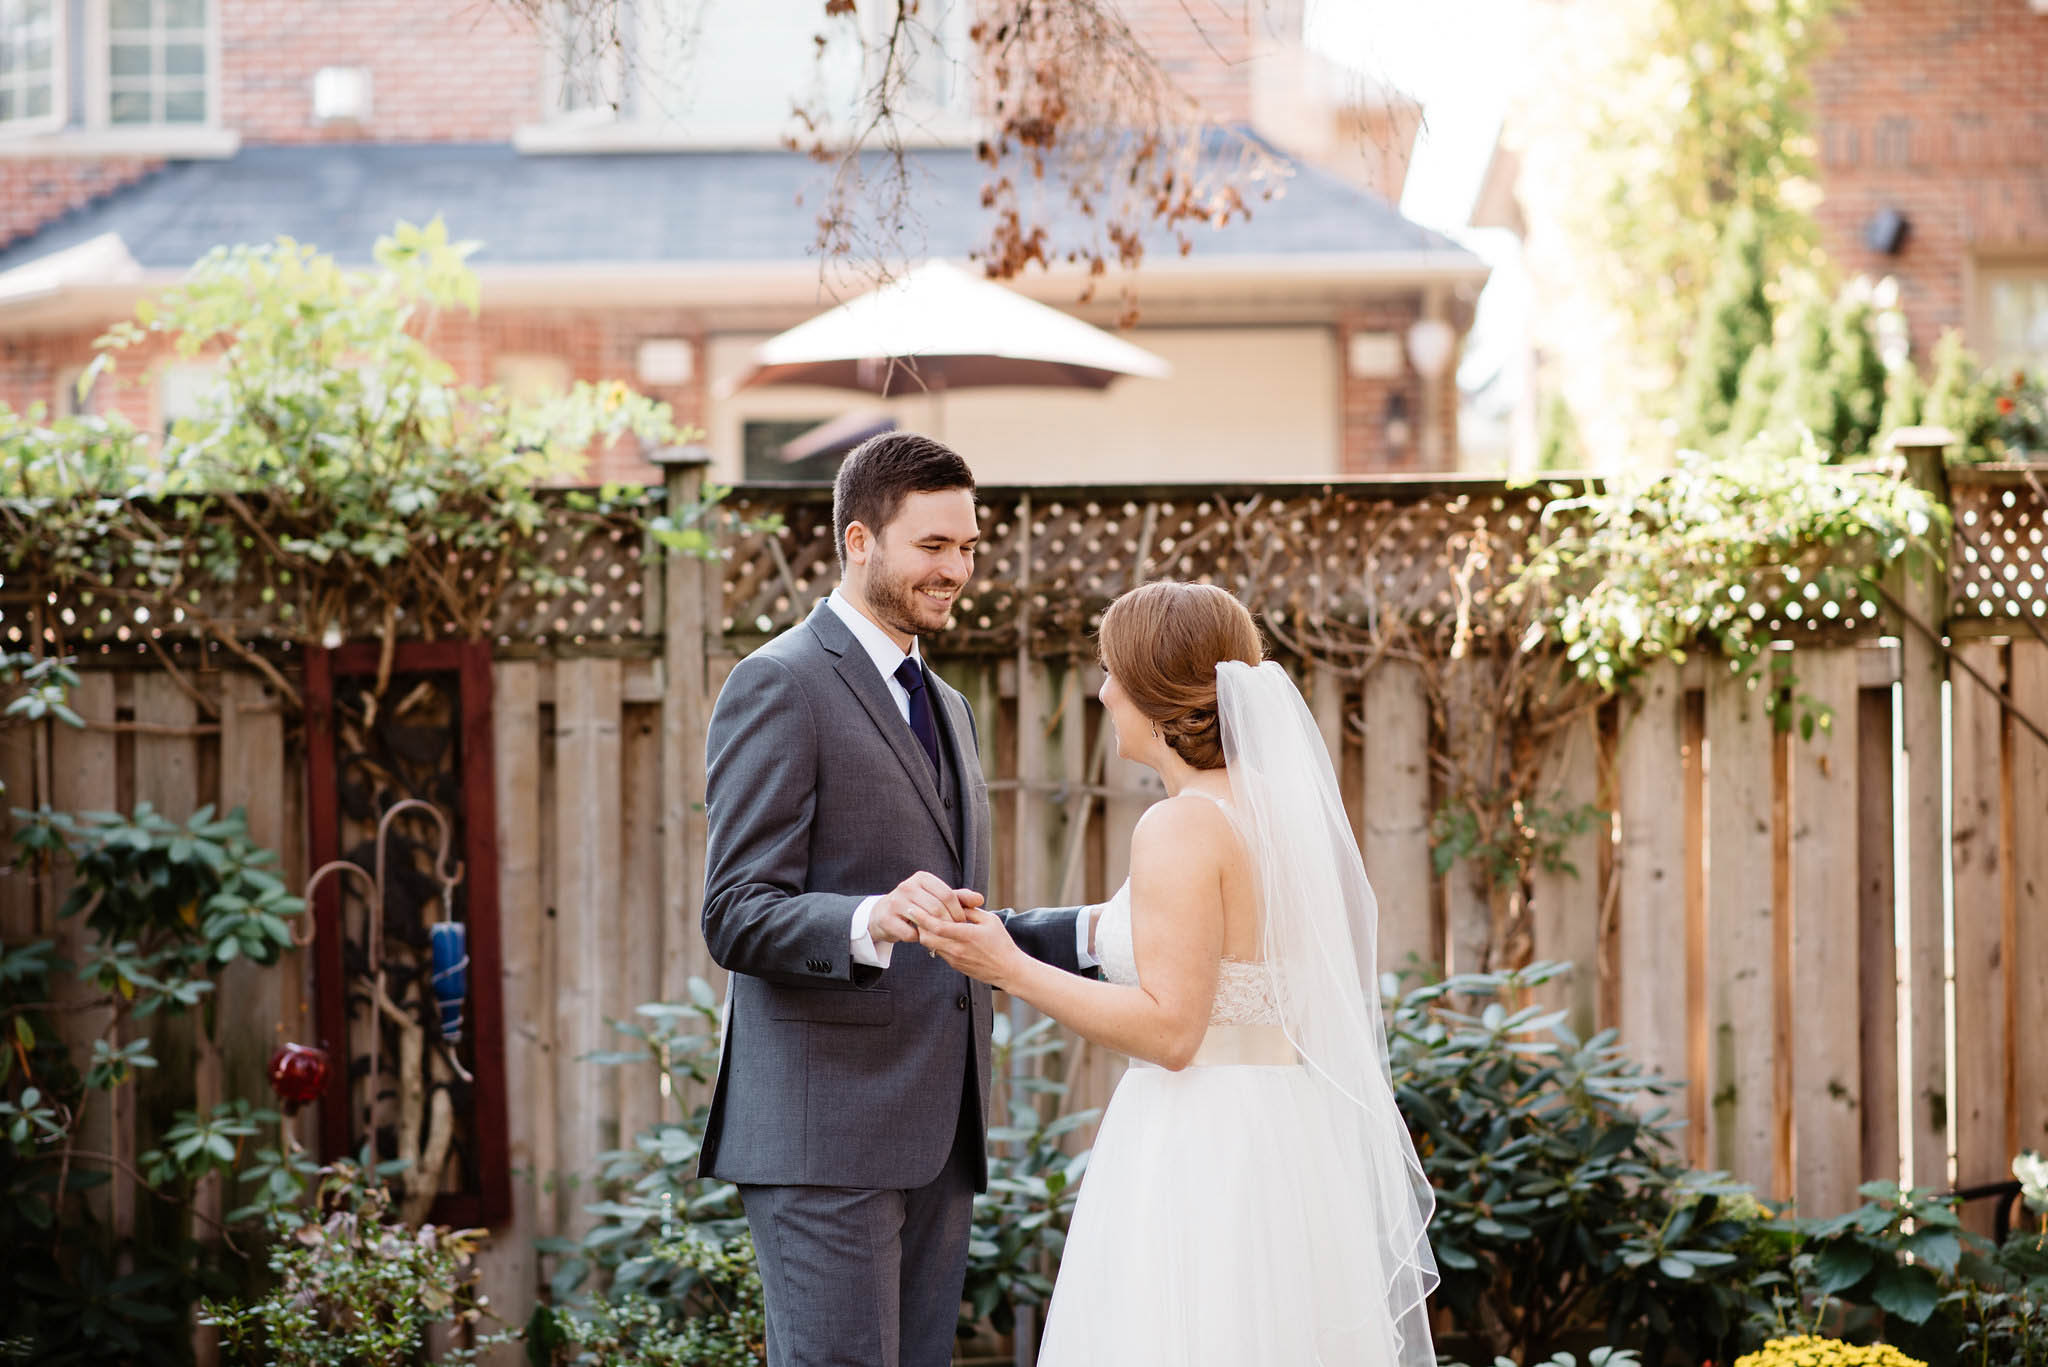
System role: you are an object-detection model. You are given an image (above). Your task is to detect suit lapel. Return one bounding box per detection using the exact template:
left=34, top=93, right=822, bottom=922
left=807, top=602, right=959, bottom=858
left=929, top=679, right=978, bottom=874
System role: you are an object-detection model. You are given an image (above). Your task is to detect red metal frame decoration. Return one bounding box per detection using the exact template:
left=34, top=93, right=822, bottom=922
left=303, top=639, right=510, bottom=1227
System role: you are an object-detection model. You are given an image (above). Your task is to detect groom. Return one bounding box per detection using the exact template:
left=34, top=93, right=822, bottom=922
left=697, top=432, right=1096, bottom=1367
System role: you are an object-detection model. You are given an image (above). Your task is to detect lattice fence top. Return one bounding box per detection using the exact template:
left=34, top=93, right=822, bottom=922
left=716, top=477, right=1901, bottom=654
left=1950, top=466, right=2048, bottom=625
left=5, top=470, right=2041, bottom=661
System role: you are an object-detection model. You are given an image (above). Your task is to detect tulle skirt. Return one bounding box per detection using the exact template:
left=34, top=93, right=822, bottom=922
left=1036, top=1035, right=1415, bottom=1367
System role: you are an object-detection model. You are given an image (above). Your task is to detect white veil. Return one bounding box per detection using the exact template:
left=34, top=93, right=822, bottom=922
left=1217, top=659, right=1438, bottom=1367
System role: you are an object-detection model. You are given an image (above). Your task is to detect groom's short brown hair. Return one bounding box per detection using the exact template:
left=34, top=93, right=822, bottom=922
left=831, top=433, right=977, bottom=572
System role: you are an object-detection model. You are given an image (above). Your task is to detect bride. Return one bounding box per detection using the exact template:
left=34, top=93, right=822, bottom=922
left=917, top=581, right=1439, bottom=1366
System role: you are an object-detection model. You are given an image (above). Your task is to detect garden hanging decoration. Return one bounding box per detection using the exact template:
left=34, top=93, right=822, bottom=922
left=300, top=797, right=470, bottom=1223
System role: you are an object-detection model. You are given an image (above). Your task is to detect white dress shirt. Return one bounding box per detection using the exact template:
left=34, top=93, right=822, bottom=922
left=826, top=588, right=1098, bottom=972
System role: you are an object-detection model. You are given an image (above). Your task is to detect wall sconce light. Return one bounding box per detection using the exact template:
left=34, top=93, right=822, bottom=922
left=1863, top=207, right=1909, bottom=255
left=636, top=338, right=695, bottom=386
left=312, top=67, right=373, bottom=123
left=1384, top=391, right=1413, bottom=450
left=1405, top=316, right=1457, bottom=380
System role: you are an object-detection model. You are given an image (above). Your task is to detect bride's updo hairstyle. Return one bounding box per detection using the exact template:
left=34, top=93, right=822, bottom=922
left=1097, top=582, right=1264, bottom=770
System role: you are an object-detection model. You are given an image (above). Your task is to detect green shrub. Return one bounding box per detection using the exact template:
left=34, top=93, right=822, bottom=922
left=538, top=983, right=1095, bottom=1355
left=1390, top=963, right=1794, bottom=1363
left=202, top=1158, right=508, bottom=1366
left=1758, top=1183, right=2048, bottom=1367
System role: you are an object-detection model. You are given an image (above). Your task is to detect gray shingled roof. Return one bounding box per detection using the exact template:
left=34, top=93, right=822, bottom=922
left=0, top=135, right=1478, bottom=274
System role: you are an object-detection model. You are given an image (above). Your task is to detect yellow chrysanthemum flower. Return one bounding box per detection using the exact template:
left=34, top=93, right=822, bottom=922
left=1730, top=1335, right=1929, bottom=1367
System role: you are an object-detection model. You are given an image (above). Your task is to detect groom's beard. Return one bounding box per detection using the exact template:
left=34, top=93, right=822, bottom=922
left=866, top=556, right=960, bottom=639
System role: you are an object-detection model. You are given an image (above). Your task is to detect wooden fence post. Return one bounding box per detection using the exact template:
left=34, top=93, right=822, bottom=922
left=1889, top=428, right=1952, bottom=1191
left=652, top=446, right=715, bottom=1031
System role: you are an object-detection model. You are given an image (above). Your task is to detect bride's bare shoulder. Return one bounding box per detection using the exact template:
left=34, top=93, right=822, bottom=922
left=1130, top=793, right=1241, bottom=873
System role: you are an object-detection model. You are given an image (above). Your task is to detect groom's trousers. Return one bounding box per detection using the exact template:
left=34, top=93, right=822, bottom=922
left=738, top=1085, right=979, bottom=1367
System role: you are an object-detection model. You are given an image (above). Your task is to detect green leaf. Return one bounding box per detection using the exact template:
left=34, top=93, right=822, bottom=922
left=1812, top=1240, right=1874, bottom=1294
left=1869, top=1262, right=1941, bottom=1323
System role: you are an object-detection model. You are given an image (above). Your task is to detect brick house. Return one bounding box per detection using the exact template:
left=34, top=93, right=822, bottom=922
left=1470, top=0, right=2048, bottom=467
left=0, top=0, right=1488, bottom=484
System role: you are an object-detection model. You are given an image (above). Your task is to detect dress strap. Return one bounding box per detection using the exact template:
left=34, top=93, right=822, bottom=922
left=1181, top=789, right=1238, bottom=821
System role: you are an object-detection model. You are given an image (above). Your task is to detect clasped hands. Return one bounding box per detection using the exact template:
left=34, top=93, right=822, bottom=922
left=871, top=871, right=1019, bottom=986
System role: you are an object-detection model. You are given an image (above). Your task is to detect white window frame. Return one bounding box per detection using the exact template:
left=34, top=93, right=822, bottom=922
left=1968, top=252, right=2048, bottom=374
left=539, top=0, right=623, bottom=124
left=156, top=357, right=220, bottom=435
left=54, top=360, right=97, bottom=416
left=520, top=0, right=979, bottom=152
left=0, top=0, right=69, bottom=139
left=86, top=0, right=219, bottom=131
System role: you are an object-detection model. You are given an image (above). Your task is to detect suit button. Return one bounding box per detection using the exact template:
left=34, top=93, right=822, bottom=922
left=943, top=794, right=953, bottom=809
left=956, top=994, right=970, bottom=1011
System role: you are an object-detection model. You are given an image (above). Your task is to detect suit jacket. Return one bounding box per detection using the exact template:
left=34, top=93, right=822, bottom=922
left=697, top=599, right=1085, bottom=1191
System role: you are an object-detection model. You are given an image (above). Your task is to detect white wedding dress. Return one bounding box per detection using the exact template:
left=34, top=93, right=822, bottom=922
left=1033, top=663, right=1437, bottom=1367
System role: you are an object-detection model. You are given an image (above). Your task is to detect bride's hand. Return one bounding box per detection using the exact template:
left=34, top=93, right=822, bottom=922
left=917, top=906, right=1023, bottom=988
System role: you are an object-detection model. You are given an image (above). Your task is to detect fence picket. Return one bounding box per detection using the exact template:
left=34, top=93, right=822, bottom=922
left=49, top=675, right=120, bottom=1230
left=1530, top=711, right=1601, bottom=1038
left=475, top=660, right=547, bottom=1361
left=2012, top=640, right=2048, bottom=1158
left=1617, top=662, right=1687, bottom=1089
left=1789, top=647, right=1863, bottom=1217
left=1363, top=660, right=1435, bottom=980
left=551, top=657, right=621, bottom=1238
left=1705, top=667, right=1779, bottom=1192
left=1855, top=685, right=1902, bottom=1189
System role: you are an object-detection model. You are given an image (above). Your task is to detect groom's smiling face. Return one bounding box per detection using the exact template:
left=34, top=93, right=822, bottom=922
left=847, top=487, right=979, bottom=642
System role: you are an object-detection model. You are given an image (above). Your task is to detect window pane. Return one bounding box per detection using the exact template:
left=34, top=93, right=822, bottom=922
left=163, top=87, right=202, bottom=121
left=110, top=42, right=151, bottom=77
left=108, top=87, right=151, bottom=122
left=165, top=0, right=203, bottom=26
left=637, top=0, right=860, bottom=131
left=1989, top=276, right=2048, bottom=368
left=24, top=79, right=47, bottom=115
left=23, top=36, right=49, bottom=72
left=164, top=41, right=202, bottom=76
left=109, top=0, right=150, bottom=30
left=0, top=89, right=13, bottom=121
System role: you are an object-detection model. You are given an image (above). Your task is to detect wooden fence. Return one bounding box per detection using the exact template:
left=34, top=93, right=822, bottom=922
left=3, top=458, right=2046, bottom=1359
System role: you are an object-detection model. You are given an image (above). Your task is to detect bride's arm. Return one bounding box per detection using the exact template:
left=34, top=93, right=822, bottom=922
left=922, top=798, right=1226, bottom=1071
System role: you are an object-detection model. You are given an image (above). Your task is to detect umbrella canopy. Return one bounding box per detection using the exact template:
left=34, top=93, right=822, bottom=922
left=738, top=260, right=1172, bottom=395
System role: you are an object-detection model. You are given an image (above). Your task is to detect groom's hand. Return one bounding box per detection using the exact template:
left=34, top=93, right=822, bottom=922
left=871, top=871, right=976, bottom=946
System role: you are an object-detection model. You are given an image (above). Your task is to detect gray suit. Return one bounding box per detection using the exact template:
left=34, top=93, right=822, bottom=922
left=699, top=599, right=1086, bottom=1367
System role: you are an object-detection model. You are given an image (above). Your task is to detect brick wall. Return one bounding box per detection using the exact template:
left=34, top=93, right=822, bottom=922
left=1114, top=0, right=1261, bottom=124
left=1812, top=0, right=2048, bottom=357
left=217, top=0, right=544, bottom=143
left=1337, top=298, right=1459, bottom=474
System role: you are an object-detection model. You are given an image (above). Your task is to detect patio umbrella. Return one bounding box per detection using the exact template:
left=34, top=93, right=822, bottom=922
left=737, top=260, right=1172, bottom=399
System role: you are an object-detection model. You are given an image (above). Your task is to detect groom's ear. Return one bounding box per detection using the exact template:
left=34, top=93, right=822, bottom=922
left=843, top=520, right=874, bottom=567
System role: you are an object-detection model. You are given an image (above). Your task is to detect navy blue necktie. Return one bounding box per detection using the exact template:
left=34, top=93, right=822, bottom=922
left=894, top=657, right=941, bottom=774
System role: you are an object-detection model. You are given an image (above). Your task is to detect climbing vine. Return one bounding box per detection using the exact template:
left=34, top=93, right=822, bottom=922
left=0, top=219, right=735, bottom=708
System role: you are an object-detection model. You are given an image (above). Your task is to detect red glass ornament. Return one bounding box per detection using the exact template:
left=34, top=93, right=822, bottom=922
left=267, top=1042, right=330, bottom=1114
